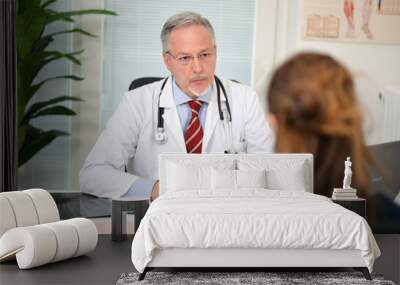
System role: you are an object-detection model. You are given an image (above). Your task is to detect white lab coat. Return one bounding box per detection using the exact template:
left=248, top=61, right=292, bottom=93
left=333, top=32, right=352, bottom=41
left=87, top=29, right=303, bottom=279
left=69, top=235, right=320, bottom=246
left=80, top=77, right=274, bottom=198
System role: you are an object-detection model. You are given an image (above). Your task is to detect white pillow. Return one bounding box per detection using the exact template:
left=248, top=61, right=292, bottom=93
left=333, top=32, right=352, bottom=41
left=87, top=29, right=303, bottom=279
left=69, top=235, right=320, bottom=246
left=266, top=165, right=306, bottom=191
left=238, top=159, right=307, bottom=191
left=168, top=162, right=210, bottom=191
left=236, top=169, right=267, bottom=189
left=211, top=168, right=236, bottom=190
left=211, top=168, right=267, bottom=190
left=165, top=159, right=235, bottom=193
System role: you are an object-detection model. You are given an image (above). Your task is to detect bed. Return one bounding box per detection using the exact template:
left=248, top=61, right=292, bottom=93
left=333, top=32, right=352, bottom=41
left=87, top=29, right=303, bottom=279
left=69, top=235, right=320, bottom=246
left=131, top=153, right=380, bottom=280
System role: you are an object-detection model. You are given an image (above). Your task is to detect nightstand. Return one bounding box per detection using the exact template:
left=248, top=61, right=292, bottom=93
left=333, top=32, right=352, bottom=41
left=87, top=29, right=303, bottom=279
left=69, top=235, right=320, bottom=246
left=111, top=197, right=149, bottom=241
left=331, top=198, right=366, bottom=218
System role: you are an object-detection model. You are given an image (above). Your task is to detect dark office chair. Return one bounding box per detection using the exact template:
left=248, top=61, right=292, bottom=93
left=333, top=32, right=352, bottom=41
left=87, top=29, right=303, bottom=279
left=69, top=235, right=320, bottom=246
left=128, top=77, right=164, bottom=91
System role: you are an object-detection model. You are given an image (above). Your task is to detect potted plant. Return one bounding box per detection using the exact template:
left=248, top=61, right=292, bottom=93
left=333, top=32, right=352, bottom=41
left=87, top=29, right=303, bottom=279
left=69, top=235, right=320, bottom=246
left=17, top=0, right=116, bottom=166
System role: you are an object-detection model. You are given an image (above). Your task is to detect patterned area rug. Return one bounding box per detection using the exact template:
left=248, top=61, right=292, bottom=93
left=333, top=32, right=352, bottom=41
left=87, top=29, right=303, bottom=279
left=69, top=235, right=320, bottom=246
left=116, top=271, right=396, bottom=285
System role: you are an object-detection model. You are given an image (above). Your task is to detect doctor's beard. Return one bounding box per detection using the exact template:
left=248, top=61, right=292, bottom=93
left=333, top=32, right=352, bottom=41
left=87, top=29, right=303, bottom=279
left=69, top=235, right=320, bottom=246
left=188, top=85, right=212, bottom=97
left=188, top=74, right=211, bottom=97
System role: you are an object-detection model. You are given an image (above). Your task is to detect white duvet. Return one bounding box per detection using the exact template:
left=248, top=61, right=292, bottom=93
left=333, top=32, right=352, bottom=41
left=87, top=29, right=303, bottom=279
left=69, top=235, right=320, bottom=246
left=131, top=190, right=380, bottom=273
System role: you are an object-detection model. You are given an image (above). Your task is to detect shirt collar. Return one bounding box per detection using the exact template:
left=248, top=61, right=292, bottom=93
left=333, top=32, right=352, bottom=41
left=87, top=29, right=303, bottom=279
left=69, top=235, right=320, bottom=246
left=172, top=77, right=212, bottom=106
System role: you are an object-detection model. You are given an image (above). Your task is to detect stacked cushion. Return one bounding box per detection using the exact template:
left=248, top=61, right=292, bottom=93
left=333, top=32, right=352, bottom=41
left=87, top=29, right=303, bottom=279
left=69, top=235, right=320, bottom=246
left=0, top=189, right=97, bottom=269
left=0, top=189, right=59, bottom=236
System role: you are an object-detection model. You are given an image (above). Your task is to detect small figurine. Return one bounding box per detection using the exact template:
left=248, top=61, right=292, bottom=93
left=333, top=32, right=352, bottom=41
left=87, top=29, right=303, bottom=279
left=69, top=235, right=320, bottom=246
left=343, top=156, right=352, bottom=189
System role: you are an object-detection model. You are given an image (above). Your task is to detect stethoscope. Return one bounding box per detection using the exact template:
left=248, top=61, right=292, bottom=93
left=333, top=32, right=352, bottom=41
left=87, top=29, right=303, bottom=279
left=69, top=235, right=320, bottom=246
left=154, top=75, right=234, bottom=153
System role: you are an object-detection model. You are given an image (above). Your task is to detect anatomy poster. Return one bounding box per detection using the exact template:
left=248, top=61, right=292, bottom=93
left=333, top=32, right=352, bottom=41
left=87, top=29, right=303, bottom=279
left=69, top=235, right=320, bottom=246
left=302, top=0, right=400, bottom=44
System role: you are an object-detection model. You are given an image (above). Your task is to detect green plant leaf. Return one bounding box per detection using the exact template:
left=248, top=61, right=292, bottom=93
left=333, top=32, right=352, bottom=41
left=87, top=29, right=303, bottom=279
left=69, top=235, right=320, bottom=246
left=34, top=75, right=84, bottom=89
left=18, top=124, right=27, bottom=149
left=17, top=6, right=48, bottom=58
left=20, top=75, right=84, bottom=108
left=19, top=50, right=83, bottom=81
left=17, top=0, right=42, bottom=15
left=31, top=36, right=54, bottom=54
left=17, top=1, right=117, bottom=167
left=41, top=0, right=57, bottom=9
left=21, top=96, right=83, bottom=125
left=31, top=105, right=77, bottom=119
left=18, top=125, right=69, bottom=167
left=42, top=49, right=84, bottom=66
left=46, top=9, right=75, bottom=23
left=46, top=9, right=117, bottom=24
left=19, top=51, right=84, bottom=92
left=19, top=82, right=42, bottom=113
left=33, top=29, right=96, bottom=53
left=44, top=28, right=97, bottom=38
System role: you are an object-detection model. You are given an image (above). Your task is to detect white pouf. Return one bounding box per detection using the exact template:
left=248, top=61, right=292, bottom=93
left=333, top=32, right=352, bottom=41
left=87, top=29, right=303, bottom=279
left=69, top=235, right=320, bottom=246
left=0, top=189, right=98, bottom=269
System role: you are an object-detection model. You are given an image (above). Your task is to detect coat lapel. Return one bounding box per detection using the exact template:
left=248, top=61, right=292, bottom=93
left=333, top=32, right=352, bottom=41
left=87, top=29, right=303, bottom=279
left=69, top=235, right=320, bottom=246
left=159, top=78, right=186, bottom=151
left=202, top=81, right=226, bottom=151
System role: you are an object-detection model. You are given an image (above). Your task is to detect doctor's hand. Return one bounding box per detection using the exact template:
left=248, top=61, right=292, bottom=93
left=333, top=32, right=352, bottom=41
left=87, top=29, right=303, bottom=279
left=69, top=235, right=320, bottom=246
left=150, top=181, right=160, bottom=202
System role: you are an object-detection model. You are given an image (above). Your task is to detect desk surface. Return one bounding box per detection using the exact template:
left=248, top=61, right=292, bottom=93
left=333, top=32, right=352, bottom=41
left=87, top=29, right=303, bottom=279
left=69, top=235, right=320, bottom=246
left=0, top=235, right=133, bottom=285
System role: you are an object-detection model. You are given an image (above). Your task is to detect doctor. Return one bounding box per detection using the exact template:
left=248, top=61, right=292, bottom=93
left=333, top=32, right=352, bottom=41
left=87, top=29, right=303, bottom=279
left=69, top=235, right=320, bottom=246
left=80, top=11, right=274, bottom=200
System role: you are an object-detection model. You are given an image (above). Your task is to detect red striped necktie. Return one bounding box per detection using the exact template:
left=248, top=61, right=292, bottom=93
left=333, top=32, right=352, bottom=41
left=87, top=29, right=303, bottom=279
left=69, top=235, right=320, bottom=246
left=185, top=100, right=203, bottom=154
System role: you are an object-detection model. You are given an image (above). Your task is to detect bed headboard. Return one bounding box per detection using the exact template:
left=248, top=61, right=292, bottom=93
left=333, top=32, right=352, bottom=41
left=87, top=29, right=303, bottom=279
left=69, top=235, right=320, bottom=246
left=159, top=153, right=314, bottom=194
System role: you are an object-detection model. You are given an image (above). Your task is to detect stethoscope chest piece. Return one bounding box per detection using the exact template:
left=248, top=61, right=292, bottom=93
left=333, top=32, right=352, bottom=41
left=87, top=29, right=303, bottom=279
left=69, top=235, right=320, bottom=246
left=155, top=127, right=168, bottom=144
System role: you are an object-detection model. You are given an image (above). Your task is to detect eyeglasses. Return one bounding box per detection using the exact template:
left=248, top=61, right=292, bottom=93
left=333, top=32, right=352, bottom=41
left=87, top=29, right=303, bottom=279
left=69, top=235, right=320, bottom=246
left=166, top=50, right=215, bottom=66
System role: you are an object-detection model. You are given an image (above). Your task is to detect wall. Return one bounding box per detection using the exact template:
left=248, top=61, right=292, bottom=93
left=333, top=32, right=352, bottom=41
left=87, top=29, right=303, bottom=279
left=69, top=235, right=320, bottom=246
left=70, top=0, right=105, bottom=191
left=266, top=0, right=400, bottom=145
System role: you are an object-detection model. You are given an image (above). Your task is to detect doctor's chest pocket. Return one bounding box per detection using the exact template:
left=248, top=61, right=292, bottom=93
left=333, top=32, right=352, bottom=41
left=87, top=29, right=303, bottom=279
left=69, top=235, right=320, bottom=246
left=231, top=126, right=247, bottom=153
left=233, top=139, right=247, bottom=153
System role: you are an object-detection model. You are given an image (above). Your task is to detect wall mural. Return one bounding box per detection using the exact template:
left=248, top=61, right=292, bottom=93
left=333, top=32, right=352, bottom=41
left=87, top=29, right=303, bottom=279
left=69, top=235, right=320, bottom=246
left=302, top=0, right=400, bottom=44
